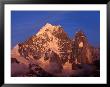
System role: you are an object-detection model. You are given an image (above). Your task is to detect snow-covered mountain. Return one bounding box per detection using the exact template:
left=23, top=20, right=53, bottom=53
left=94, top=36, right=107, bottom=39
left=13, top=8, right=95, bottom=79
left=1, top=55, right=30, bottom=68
left=11, top=23, right=100, bottom=77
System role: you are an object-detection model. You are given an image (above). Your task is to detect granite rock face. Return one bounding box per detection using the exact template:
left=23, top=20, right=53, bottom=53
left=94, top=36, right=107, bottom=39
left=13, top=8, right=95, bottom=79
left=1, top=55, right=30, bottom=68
left=11, top=23, right=100, bottom=77
left=72, top=31, right=94, bottom=64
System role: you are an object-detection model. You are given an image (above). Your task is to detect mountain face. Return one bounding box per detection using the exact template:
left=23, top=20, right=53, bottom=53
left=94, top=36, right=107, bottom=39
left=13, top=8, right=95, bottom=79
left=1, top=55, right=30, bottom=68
left=19, top=23, right=72, bottom=62
left=12, top=23, right=73, bottom=75
left=71, top=31, right=100, bottom=65
left=11, top=23, right=100, bottom=77
left=72, top=31, right=93, bottom=64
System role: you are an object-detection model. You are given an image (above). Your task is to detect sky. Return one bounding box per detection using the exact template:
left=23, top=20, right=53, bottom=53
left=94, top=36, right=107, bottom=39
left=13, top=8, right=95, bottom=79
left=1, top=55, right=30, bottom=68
left=11, top=11, right=100, bottom=47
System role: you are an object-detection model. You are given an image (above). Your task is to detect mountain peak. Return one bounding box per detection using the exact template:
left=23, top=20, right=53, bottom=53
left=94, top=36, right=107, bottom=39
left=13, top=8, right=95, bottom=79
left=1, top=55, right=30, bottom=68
left=44, top=23, right=53, bottom=28
left=36, top=23, right=62, bottom=36
left=43, top=23, right=62, bottom=30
